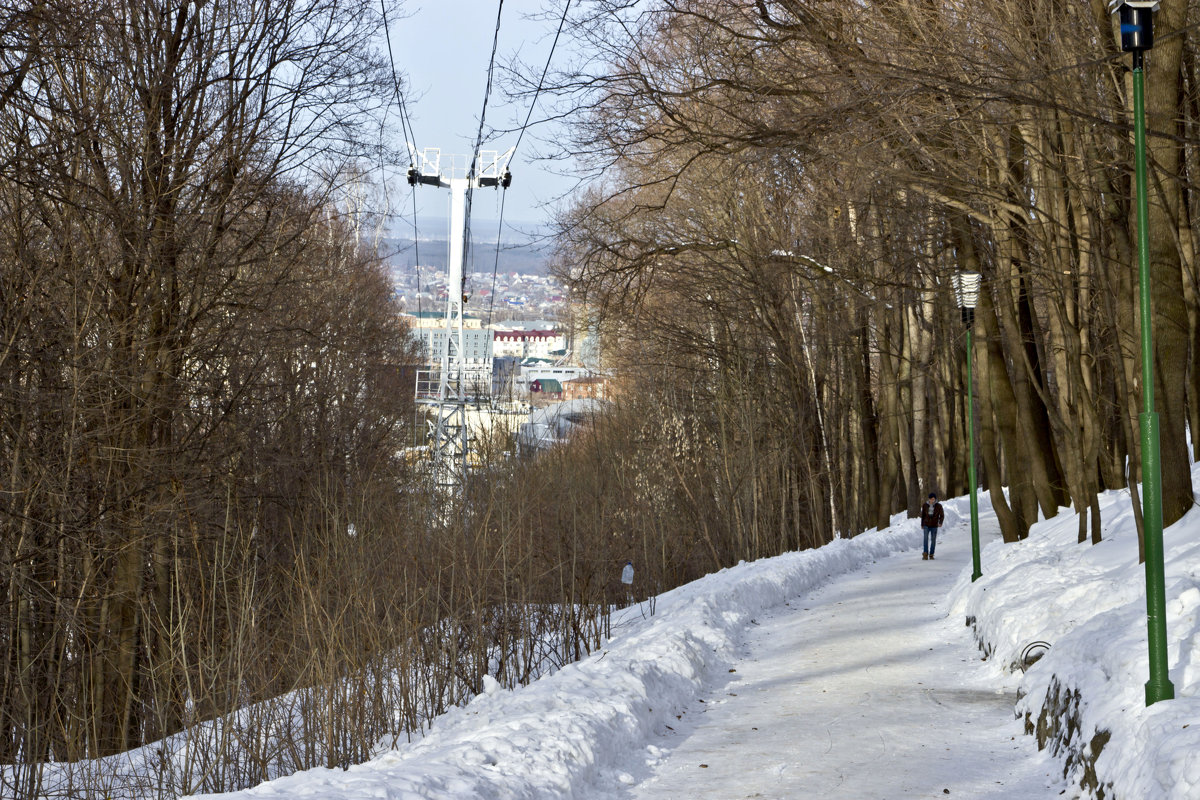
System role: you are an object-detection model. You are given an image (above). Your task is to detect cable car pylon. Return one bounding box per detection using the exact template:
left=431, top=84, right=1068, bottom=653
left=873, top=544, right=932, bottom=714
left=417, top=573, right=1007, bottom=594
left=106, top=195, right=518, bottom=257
left=408, top=144, right=512, bottom=508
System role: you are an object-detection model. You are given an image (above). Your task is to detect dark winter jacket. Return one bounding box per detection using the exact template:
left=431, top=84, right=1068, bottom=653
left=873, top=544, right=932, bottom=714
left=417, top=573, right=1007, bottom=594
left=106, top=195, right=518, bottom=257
left=920, top=501, right=944, bottom=529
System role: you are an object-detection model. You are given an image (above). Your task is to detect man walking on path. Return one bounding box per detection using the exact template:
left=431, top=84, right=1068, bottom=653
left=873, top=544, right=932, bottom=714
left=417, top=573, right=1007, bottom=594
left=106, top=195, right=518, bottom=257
left=921, top=492, right=944, bottom=560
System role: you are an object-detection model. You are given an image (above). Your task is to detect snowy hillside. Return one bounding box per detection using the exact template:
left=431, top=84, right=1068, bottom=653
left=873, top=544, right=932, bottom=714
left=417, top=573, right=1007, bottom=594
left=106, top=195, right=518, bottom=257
left=188, top=466, right=1200, bottom=799
left=950, top=467, right=1200, bottom=799
left=191, top=526, right=922, bottom=799
left=11, top=475, right=1196, bottom=798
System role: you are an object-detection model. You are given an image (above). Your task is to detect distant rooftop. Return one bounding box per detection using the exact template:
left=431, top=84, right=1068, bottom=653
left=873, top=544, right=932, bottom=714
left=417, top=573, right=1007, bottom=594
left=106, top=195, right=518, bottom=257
left=490, top=320, right=558, bottom=331
left=495, top=330, right=558, bottom=340
left=403, top=311, right=482, bottom=321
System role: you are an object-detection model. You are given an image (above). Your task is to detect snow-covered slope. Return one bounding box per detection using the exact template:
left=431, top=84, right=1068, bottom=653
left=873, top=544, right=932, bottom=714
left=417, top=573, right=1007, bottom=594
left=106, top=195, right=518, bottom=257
left=173, top=467, right=1199, bottom=799
left=190, top=527, right=921, bottom=798
left=949, top=466, right=1200, bottom=800
left=617, top=516, right=1063, bottom=799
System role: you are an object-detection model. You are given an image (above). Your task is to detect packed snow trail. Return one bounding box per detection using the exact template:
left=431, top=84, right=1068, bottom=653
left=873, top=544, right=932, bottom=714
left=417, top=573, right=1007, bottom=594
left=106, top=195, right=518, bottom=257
left=616, top=524, right=1064, bottom=799
left=24, top=486, right=1197, bottom=798
left=186, top=506, right=1077, bottom=800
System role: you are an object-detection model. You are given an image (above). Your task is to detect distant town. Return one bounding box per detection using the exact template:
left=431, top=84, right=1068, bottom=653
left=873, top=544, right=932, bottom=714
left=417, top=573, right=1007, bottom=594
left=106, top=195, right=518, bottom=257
left=392, top=266, right=568, bottom=323
left=386, top=231, right=607, bottom=454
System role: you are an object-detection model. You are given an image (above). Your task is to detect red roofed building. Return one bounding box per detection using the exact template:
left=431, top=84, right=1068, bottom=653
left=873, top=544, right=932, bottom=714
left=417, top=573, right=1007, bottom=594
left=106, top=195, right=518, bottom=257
left=563, top=376, right=608, bottom=401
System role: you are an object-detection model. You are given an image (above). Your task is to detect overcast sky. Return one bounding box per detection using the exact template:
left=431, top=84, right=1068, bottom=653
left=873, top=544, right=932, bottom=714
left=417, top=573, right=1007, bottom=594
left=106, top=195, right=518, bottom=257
left=386, top=0, right=578, bottom=233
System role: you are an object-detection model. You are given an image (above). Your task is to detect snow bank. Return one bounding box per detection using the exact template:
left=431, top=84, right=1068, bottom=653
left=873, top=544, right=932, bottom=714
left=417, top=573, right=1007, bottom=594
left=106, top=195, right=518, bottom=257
left=948, top=471, right=1200, bottom=800
left=190, top=523, right=920, bottom=799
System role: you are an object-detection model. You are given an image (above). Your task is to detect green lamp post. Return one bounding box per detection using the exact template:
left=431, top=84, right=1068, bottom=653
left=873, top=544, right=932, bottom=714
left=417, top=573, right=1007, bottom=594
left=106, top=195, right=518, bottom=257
left=952, top=272, right=982, bottom=583
left=1110, top=0, right=1174, bottom=706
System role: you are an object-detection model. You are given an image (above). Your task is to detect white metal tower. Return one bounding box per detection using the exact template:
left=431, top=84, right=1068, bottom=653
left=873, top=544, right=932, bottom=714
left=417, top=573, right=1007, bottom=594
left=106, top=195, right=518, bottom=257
left=408, top=145, right=512, bottom=500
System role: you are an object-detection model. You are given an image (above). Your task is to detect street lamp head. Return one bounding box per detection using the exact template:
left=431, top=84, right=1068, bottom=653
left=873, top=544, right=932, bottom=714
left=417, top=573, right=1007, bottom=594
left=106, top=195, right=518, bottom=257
left=952, top=271, right=981, bottom=327
left=1109, top=0, right=1158, bottom=53
left=1108, top=0, right=1158, bottom=10
left=952, top=272, right=981, bottom=310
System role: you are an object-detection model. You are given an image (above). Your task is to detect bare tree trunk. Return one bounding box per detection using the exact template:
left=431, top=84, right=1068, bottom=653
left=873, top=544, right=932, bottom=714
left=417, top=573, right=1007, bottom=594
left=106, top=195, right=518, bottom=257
left=1141, top=0, right=1195, bottom=525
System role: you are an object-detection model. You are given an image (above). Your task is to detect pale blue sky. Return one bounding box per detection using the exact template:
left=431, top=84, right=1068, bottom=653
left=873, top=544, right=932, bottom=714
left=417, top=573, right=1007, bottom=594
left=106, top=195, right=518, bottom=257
left=387, top=0, right=577, bottom=232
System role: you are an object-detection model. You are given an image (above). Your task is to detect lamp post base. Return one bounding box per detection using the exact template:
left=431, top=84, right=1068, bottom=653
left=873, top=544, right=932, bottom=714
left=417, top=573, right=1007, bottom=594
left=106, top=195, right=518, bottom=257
left=1146, top=679, right=1175, bottom=706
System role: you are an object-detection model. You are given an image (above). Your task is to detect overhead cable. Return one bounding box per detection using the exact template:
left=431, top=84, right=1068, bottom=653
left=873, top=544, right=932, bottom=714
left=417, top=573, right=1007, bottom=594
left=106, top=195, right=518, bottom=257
left=487, top=0, right=572, bottom=327
left=380, top=0, right=422, bottom=315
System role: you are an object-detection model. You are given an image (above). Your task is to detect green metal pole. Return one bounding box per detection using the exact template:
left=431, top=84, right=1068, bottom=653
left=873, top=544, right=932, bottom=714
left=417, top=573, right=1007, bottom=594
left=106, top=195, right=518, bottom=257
left=1132, top=50, right=1174, bottom=706
left=967, top=324, right=981, bottom=582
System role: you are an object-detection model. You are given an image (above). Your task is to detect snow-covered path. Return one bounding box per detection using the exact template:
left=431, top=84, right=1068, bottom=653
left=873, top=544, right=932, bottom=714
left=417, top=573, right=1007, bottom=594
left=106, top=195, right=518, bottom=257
left=22, top=484, right=1200, bottom=799
left=617, top=527, right=1064, bottom=799
left=186, top=502, right=1115, bottom=800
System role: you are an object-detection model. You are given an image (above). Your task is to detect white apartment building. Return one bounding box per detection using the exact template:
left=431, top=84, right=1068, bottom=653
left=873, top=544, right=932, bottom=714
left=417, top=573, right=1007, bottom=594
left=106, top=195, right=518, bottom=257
left=411, top=328, right=494, bottom=400
left=520, top=365, right=593, bottom=387
left=491, top=328, right=566, bottom=359
left=413, top=328, right=493, bottom=363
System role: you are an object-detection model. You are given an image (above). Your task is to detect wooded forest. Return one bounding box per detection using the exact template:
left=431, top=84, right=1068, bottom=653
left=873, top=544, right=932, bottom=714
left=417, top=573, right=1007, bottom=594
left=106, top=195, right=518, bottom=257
left=547, top=0, right=1200, bottom=554
left=2, top=0, right=1199, bottom=798
left=0, top=0, right=432, bottom=794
